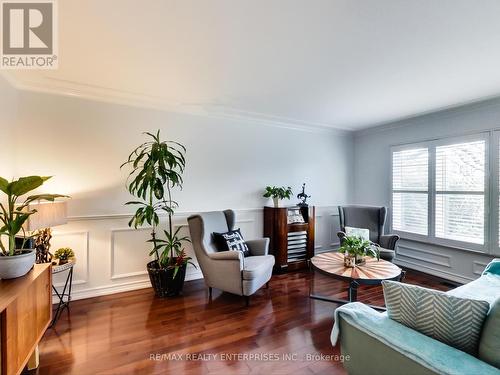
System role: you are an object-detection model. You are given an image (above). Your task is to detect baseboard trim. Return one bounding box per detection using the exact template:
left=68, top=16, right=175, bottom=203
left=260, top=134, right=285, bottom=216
left=52, top=270, right=204, bottom=303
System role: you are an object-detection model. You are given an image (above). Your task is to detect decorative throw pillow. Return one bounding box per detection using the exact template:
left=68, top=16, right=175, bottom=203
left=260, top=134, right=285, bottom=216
left=345, top=226, right=370, bottom=241
left=213, top=229, right=250, bottom=257
left=382, top=280, right=490, bottom=355
left=482, top=258, right=500, bottom=276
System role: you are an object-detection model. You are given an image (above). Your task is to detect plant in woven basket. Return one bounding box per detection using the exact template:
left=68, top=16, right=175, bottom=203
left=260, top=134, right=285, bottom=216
left=121, top=131, right=195, bottom=295
left=54, top=247, right=74, bottom=264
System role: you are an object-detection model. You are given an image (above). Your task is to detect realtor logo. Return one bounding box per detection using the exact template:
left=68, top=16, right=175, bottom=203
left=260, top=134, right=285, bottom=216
left=1, top=0, right=58, bottom=69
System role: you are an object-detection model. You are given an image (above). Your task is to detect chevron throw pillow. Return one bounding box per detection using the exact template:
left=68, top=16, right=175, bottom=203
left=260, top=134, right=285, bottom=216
left=382, top=280, right=490, bottom=355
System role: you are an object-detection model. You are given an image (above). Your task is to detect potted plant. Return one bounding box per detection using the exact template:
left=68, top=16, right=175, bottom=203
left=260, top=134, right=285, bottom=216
left=53, top=247, right=75, bottom=265
left=121, top=130, right=195, bottom=297
left=0, top=176, right=66, bottom=279
left=263, top=186, right=293, bottom=207
left=338, top=235, right=380, bottom=268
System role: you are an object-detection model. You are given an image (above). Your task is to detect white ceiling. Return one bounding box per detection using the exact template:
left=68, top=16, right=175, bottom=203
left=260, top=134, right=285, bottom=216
left=5, top=0, right=500, bottom=131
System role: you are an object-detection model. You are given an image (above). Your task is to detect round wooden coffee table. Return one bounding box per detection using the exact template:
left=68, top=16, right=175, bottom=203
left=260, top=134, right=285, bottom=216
left=309, top=251, right=404, bottom=311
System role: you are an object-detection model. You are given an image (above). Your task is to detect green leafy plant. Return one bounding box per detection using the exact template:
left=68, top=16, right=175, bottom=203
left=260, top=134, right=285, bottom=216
left=121, top=130, right=195, bottom=277
left=263, top=186, right=293, bottom=200
left=0, top=176, right=67, bottom=256
left=338, top=235, right=380, bottom=260
left=54, top=247, right=75, bottom=261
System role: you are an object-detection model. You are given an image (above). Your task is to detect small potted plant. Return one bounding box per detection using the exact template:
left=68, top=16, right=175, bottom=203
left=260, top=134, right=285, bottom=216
left=121, top=130, right=196, bottom=297
left=263, top=186, right=293, bottom=208
left=338, top=236, right=380, bottom=268
left=53, top=247, right=75, bottom=265
left=0, top=176, right=66, bottom=279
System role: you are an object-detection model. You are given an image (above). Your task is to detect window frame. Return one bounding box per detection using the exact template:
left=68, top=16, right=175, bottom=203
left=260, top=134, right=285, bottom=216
left=491, top=130, right=500, bottom=256
left=390, top=132, right=490, bottom=253
left=390, top=142, right=430, bottom=238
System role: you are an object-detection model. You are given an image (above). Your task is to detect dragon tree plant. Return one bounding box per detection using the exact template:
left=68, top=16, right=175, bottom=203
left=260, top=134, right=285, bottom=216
left=0, top=176, right=67, bottom=256
left=121, top=130, right=194, bottom=278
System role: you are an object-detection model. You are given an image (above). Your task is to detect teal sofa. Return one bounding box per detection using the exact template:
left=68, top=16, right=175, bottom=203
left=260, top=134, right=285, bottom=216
left=332, top=259, right=500, bottom=375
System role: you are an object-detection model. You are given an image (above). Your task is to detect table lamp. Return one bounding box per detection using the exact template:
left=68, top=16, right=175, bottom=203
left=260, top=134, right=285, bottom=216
left=27, top=201, right=68, bottom=263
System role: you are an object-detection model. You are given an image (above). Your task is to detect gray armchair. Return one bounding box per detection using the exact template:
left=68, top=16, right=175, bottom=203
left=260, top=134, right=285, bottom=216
left=337, top=205, right=400, bottom=262
left=187, top=210, right=275, bottom=306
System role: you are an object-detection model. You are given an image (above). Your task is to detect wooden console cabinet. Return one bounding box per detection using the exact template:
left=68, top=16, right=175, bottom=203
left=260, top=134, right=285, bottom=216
left=0, top=263, right=52, bottom=375
left=264, top=206, right=315, bottom=272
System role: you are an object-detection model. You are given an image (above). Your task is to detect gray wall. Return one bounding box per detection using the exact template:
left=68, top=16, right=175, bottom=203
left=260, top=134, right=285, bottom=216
left=353, top=98, right=500, bottom=283
left=0, top=77, right=17, bottom=180
left=14, top=89, right=354, bottom=216
left=1, top=78, right=353, bottom=299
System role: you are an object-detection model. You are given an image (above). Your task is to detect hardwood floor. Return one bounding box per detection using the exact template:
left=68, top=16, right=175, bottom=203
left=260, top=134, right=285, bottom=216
left=31, top=269, right=453, bottom=375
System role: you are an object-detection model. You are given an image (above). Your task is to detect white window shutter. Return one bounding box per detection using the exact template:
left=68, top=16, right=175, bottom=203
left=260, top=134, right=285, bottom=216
left=392, top=148, right=429, bottom=235
left=435, top=141, right=485, bottom=244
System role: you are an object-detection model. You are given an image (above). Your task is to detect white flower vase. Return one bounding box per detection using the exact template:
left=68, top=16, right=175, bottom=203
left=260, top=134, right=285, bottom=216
left=273, top=197, right=280, bottom=208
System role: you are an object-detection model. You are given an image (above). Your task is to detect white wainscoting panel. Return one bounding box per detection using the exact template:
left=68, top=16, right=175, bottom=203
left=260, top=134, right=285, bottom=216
left=49, top=206, right=339, bottom=301
left=111, top=227, right=153, bottom=280
left=314, top=208, right=341, bottom=254
left=51, top=230, right=89, bottom=287
left=394, top=238, right=496, bottom=284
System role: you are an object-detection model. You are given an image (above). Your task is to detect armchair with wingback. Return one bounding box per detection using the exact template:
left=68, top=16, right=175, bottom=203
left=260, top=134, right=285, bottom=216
left=337, top=205, right=400, bottom=262
left=187, top=210, right=275, bottom=306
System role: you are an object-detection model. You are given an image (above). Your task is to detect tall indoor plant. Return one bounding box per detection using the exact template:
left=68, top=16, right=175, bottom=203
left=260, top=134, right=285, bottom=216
left=0, top=176, right=66, bottom=279
left=121, top=130, right=193, bottom=297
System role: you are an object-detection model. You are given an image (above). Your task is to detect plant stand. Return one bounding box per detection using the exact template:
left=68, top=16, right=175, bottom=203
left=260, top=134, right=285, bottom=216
left=51, top=261, right=74, bottom=327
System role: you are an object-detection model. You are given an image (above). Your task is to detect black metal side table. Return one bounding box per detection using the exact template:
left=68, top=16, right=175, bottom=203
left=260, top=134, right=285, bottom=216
left=51, top=259, right=75, bottom=327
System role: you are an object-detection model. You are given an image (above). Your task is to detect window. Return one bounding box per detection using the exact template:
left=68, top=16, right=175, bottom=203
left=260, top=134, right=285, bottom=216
left=391, top=135, right=487, bottom=249
left=435, top=141, right=485, bottom=244
left=392, top=148, right=428, bottom=235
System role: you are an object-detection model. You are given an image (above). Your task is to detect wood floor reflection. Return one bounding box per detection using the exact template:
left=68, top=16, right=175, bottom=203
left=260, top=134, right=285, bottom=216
left=30, top=269, right=453, bottom=375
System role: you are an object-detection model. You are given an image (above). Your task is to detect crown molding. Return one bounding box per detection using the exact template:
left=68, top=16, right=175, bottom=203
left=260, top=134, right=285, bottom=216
left=4, top=72, right=500, bottom=137
left=1, top=73, right=352, bottom=136
left=354, top=94, right=500, bottom=137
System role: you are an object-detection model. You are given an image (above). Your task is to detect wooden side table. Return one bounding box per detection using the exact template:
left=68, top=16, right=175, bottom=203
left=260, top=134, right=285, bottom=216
left=51, top=259, right=75, bottom=326
left=309, top=251, right=404, bottom=311
left=264, top=206, right=315, bottom=273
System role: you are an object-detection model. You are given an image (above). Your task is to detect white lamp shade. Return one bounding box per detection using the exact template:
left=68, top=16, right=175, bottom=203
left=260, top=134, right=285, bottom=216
left=27, top=201, right=68, bottom=231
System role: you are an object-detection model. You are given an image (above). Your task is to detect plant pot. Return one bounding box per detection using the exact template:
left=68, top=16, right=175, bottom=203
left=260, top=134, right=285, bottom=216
left=344, top=254, right=356, bottom=268
left=355, top=254, right=366, bottom=265
left=0, top=249, right=36, bottom=279
left=273, top=197, right=280, bottom=208
left=147, top=260, right=187, bottom=297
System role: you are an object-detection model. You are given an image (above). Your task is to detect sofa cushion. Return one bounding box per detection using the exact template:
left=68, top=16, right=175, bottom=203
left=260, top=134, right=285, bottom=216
left=479, top=298, right=500, bottom=368
left=213, top=228, right=250, bottom=257
left=447, top=273, right=500, bottom=306
left=345, top=226, right=370, bottom=241
left=382, top=280, right=490, bottom=355
left=242, top=255, right=275, bottom=280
